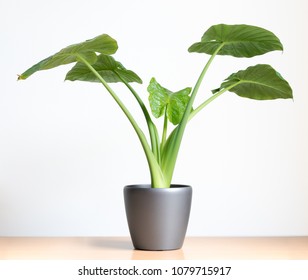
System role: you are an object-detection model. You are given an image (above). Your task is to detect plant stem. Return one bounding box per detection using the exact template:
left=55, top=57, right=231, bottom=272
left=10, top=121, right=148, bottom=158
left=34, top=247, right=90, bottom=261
left=77, top=55, right=166, bottom=188
left=161, top=106, right=168, bottom=154
left=116, top=74, right=161, bottom=163
left=161, top=44, right=225, bottom=186
left=188, top=82, right=242, bottom=121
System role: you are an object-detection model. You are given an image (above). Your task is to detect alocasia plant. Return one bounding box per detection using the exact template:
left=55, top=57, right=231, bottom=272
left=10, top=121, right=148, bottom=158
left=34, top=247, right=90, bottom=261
left=18, top=24, right=293, bottom=189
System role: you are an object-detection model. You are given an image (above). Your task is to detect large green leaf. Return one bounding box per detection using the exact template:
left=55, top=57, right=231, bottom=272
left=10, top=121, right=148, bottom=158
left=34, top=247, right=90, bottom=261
left=188, top=24, right=283, bottom=57
left=147, top=78, right=191, bottom=125
left=213, top=64, right=293, bottom=100
left=65, top=54, right=142, bottom=84
left=18, top=34, right=118, bottom=80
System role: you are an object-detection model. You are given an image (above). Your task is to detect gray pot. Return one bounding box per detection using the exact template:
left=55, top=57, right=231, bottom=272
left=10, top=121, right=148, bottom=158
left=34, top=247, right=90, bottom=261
left=123, top=184, right=192, bottom=251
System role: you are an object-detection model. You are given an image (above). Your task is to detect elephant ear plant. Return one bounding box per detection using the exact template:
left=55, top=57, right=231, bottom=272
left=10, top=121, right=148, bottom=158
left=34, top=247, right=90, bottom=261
left=18, top=24, right=293, bottom=189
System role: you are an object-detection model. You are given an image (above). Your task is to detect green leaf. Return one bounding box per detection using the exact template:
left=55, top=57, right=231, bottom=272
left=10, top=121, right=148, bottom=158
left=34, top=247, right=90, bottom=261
left=65, top=54, right=142, bottom=84
left=147, top=78, right=191, bottom=125
left=188, top=24, right=283, bottom=57
left=214, top=64, right=293, bottom=100
left=18, top=34, right=118, bottom=80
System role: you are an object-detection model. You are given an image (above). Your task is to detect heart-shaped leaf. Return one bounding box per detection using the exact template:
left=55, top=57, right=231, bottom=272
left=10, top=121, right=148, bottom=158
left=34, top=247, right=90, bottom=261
left=147, top=78, right=191, bottom=125
left=214, top=64, right=293, bottom=100
left=65, top=54, right=142, bottom=84
left=18, top=34, right=118, bottom=80
left=189, top=24, right=283, bottom=57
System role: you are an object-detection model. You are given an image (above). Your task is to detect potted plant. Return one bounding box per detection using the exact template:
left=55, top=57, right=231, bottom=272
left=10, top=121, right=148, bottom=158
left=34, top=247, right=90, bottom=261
left=18, top=24, right=292, bottom=250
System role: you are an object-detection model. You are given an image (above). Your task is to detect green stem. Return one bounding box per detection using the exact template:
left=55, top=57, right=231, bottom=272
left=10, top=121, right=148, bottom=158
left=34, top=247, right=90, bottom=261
left=161, top=44, right=225, bottom=186
left=189, top=81, right=242, bottom=121
left=115, top=74, right=161, bottom=163
left=161, top=106, right=168, bottom=154
left=77, top=55, right=166, bottom=188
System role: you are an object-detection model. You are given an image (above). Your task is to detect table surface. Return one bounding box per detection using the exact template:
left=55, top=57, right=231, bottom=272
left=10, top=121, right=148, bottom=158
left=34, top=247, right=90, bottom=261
left=1, top=237, right=307, bottom=260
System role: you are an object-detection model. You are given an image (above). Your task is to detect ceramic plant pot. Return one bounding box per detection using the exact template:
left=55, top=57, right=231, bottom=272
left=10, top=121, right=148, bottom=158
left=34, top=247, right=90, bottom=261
left=124, top=184, right=192, bottom=251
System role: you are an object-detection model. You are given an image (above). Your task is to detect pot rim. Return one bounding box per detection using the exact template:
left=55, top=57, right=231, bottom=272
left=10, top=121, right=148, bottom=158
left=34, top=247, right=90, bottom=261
left=124, top=184, right=192, bottom=189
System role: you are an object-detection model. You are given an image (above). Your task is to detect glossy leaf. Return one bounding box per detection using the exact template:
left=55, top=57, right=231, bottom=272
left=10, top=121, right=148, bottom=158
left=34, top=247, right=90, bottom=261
left=147, top=78, right=191, bottom=125
left=18, top=34, right=118, bottom=80
left=65, top=54, right=142, bottom=84
left=213, top=64, right=293, bottom=100
left=188, top=24, right=283, bottom=57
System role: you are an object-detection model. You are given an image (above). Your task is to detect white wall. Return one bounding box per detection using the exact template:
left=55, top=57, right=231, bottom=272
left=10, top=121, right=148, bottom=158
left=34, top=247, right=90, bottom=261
left=1, top=0, right=307, bottom=236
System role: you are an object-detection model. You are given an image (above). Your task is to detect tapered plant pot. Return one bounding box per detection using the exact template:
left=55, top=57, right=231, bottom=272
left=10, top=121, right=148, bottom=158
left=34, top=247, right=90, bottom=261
left=124, top=184, right=192, bottom=251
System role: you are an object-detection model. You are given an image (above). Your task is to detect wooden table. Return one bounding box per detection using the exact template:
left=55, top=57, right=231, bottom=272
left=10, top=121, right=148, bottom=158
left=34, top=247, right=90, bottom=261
left=1, top=237, right=307, bottom=260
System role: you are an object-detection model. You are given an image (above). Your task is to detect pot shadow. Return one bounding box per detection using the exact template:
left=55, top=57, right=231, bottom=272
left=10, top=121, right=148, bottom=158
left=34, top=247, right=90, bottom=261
left=89, top=238, right=133, bottom=251
left=131, top=248, right=185, bottom=260
left=87, top=238, right=186, bottom=259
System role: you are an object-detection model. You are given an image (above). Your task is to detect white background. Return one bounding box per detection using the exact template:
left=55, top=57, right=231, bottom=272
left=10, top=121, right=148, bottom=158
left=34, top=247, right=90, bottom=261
left=0, top=0, right=307, bottom=236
